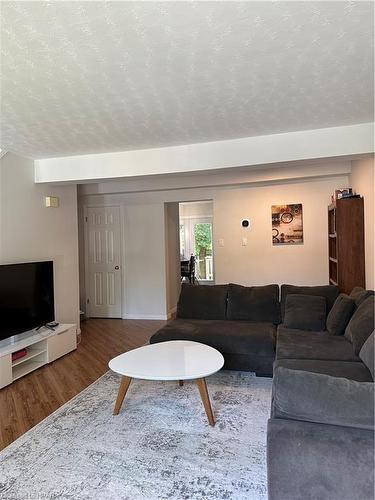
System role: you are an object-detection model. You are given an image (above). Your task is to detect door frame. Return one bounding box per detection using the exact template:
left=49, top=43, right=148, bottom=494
left=83, top=204, right=124, bottom=319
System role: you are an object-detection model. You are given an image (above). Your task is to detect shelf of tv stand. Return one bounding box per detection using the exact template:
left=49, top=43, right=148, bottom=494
left=13, top=358, right=47, bottom=381
left=12, top=346, right=47, bottom=367
left=0, top=324, right=77, bottom=389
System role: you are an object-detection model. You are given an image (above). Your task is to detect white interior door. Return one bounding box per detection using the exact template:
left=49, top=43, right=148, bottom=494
left=86, top=206, right=122, bottom=318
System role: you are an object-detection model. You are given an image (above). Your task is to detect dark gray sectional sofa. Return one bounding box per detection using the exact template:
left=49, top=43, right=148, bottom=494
left=150, top=282, right=374, bottom=500
left=268, top=287, right=374, bottom=500
left=150, top=283, right=281, bottom=375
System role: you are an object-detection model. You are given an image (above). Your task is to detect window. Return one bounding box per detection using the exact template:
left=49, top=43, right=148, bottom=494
left=179, top=201, right=214, bottom=282
left=179, top=218, right=214, bottom=281
left=194, top=223, right=213, bottom=280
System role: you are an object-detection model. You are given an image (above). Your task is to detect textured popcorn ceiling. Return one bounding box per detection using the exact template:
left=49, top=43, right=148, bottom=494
left=0, top=1, right=374, bottom=159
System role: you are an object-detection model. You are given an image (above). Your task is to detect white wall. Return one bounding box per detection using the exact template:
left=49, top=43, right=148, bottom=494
left=0, top=153, right=80, bottom=326
left=122, top=203, right=167, bottom=319
left=79, top=173, right=350, bottom=317
left=351, top=156, right=375, bottom=289
left=213, top=178, right=349, bottom=286
left=77, top=202, right=87, bottom=313
left=180, top=201, right=213, bottom=218
left=164, top=203, right=181, bottom=315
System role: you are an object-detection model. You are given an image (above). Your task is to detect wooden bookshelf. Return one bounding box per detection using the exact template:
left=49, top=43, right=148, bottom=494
left=328, top=197, right=365, bottom=294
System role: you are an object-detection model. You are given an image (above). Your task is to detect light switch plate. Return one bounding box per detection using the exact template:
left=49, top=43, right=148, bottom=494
left=242, top=237, right=248, bottom=246
left=218, top=238, right=224, bottom=247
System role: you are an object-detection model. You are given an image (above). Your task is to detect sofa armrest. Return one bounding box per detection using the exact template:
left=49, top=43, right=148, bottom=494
left=272, top=366, right=374, bottom=430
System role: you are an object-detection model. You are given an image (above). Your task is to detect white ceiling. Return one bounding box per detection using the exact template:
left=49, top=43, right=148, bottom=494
left=1, top=1, right=374, bottom=159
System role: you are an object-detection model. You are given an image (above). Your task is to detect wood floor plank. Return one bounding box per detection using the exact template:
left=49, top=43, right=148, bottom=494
left=0, top=318, right=165, bottom=450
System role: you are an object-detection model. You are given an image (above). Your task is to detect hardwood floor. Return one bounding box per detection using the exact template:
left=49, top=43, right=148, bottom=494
left=0, top=318, right=166, bottom=451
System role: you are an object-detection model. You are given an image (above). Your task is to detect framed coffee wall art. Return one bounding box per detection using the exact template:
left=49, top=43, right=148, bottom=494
left=272, top=204, right=303, bottom=245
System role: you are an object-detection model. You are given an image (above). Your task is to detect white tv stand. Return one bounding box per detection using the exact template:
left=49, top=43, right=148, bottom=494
left=0, top=324, right=77, bottom=389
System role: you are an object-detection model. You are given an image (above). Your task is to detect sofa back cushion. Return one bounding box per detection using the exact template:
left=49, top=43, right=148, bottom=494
left=326, top=293, right=356, bottom=335
left=227, top=284, right=280, bottom=324
left=280, top=284, right=339, bottom=320
left=272, top=366, right=374, bottom=430
left=344, top=296, right=375, bottom=355
left=283, top=294, right=326, bottom=331
left=350, top=287, right=375, bottom=307
left=359, top=331, right=374, bottom=381
left=177, top=284, right=228, bottom=320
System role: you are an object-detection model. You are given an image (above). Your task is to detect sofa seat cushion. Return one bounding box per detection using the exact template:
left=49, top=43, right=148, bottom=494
left=150, top=319, right=276, bottom=358
left=267, top=419, right=375, bottom=500
left=274, top=358, right=373, bottom=382
left=276, top=325, right=359, bottom=362
left=227, top=283, right=280, bottom=324
left=280, top=284, right=339, bottom=320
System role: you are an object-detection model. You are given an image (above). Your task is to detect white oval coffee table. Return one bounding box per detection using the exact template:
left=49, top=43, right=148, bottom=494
left=108, top=340, right=224, bottom=426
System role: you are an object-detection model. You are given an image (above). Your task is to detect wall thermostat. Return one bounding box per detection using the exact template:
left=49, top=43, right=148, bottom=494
left=241, top=219, right=251, bottom=228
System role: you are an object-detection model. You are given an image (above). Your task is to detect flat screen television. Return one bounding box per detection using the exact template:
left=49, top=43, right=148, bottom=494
left=0, top=261, right=55, bottom=341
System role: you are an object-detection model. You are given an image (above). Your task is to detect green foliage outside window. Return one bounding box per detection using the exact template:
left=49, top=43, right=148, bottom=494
left=194, top=223, right=212, bottom=258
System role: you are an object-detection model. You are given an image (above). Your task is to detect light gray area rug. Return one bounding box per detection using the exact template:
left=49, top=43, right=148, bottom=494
left=0, top=371, right=272, bottom=500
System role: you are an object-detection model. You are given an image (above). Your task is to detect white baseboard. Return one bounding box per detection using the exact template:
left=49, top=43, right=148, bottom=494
left=122, top=306, right=177, bottom=321
left=122, top=313, right=169, bottom=320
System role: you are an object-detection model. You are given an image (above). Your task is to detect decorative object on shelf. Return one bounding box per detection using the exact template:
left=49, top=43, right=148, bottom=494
left=331, top=188, right=360, bottom=206
left=11, top=348, right=27, bottom=362
left=335, top=188, right=352, bottom=200
left=328, top=197, right=365, bottom=293
left=271, top=204, right=303, bottom=245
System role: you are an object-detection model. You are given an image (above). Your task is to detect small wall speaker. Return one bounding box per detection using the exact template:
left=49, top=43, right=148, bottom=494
left=45, top=196, right=59, bottom=208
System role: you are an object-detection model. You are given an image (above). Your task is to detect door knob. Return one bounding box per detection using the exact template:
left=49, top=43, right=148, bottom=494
left=115, top=266, right=120, bottom=270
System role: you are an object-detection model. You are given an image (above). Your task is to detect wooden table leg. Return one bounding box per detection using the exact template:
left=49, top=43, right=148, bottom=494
left=179, top=380, right=184, bottom=387
left=113, top=376, right=132, bottom=415
left=196, top=378, right=215, bottom=426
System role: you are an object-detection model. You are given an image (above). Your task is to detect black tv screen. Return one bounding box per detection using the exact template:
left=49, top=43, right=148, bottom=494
left=0, top=261, right=55, bottom=340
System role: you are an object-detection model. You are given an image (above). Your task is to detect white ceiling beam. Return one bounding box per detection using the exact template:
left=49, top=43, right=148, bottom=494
left=79, top=159, right=352, bottom=196
left=35, top=123, right=374, bottom=184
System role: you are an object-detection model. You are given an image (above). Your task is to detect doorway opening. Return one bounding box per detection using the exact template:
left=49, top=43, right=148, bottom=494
left=179, top=201, right=214, bottom=284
